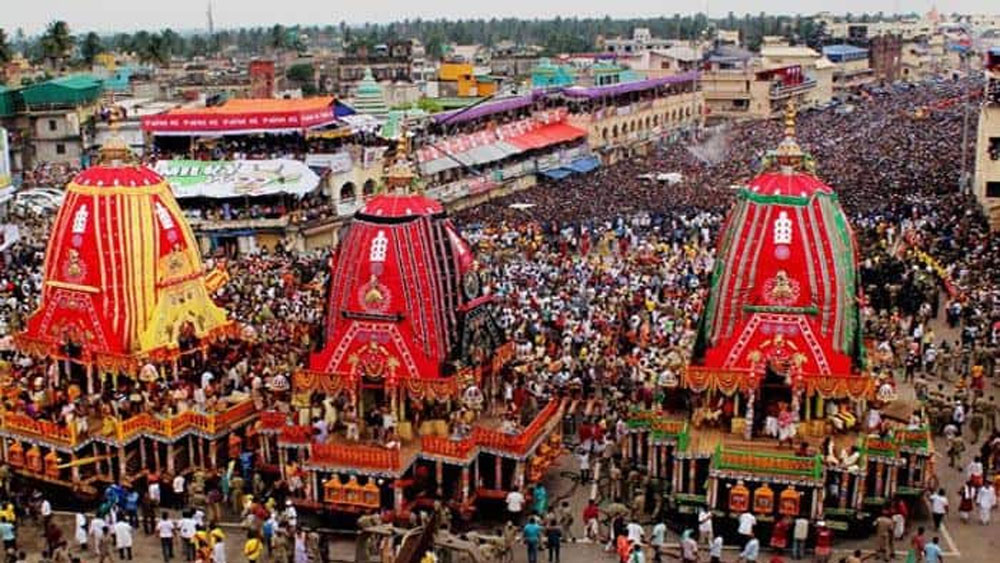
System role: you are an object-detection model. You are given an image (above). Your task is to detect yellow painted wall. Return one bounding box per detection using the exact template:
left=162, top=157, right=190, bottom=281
left=477, top=80, right=498, bottom=97
left=456, top=74, right=476, bottom=97
left=439, top=63, right=474, bottom=82
left=569, top=91, right=705, bottom=149
left=974, top=105, right=1000, bottom=228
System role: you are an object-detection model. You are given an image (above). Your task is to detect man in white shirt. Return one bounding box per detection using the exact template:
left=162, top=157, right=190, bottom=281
left=737, top=511, right=757, bottom=538
left=178, top=513, right=197, bottom=561
left=739, top=533, right=759, bottom=562
left=709, top=536, right=724, bottom=563
left=172, top=474, right=187, bottom=509
left=967, top=456, right=985, bottom=484
left=953, top=402, right=966, bottom=433
left=114, top=519, right=133, bottom=560
left=698, top=508, right=713, bottom=544
left=505, top=489, right=525, bottom=525
left=149, top=480, right=161, bottom=507
left=792, top=517, right=809, bottom=560
left=679, top=530, right=698, bottom=562
left=155, top=512, right=175, bottom=561
left=89, top=514, right=107, bottom=556
left=283, top=500, right=298, bottom=528
left=626, top=519, right=644, bottom=544
left=650, top=520, right=666, bottom=561
left=211, top=533, right=226, bottom=563
left=930, top=488, right=949, bottom=530
left=977, top=483, right=997, bottom=525
left=39, top=497, right=52, bottom=527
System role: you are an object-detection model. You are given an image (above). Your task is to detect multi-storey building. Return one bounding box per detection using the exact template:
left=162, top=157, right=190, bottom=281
left=336, top=41, right=414, bottom=96
left=563, top=73, right=703, bottom=164
left=13, top=75, right=103, bottom=168
left=599, top=28, right=680, bottom=55
left=974, top=48, right=1000, bottom=228
left=823, top=45, right=875, bottom=94
left=701, top=46, right=831, bottom=119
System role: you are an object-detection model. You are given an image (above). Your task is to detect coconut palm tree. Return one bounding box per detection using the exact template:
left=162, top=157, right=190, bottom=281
left=41, top=20, right=74, bottom=68
left=138, top=33, right=171, bottom=67
left=80, top=32, right=103, bottom=65
left=0, top=29, right=12, bottom=65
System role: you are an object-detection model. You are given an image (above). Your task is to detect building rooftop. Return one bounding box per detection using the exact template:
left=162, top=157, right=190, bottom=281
left=822, top=44, right=870, bottom=57
left=761, top=45, right=821, bottom=58
left=561, top=71, right=699, bottom=99
left=20, top=74, right=103, bottom=108
left=649, top=46, right=702, bottom=62
left=815, top=57, right=837, bottom=70
left=708, top=45, right=755, bottom=63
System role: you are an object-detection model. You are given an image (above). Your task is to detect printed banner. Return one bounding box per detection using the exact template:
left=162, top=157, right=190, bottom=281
left=154, top=159, right=320, bottom=199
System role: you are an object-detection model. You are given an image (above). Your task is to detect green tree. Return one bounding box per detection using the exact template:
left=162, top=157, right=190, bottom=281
left=0, top=29, right=11, bottom=65
left=161, top=28, right=184, bottom=57
left=269, top=24, right=287, bottom=51
left=80, top=31, right=103, bottom=64
left=415, top=97, right=443, bottom=113
left=40, top=20, right=74, bottom=67
left=138, top=33, right=170, bottom=66
left=286, top=63, right=314, bottom=83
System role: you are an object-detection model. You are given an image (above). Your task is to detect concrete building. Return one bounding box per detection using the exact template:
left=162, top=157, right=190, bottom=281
left=701, top=46, right=830, bottom=120
left=531, top=59, right=576, bottom=89
left=336, top=41, right=415, bottom=96
left=818, top=16, right=936, bottom=42
left=823, top=44, right=875, bottom=94
left=249, top=60, right=276, bottom=98
left=435, top=62, right=500, bottom=97
left=760, top=44, right=821, bottom=70
left=974, top=48, right=1000, bottom=229
left=600, top=28, right=679, bottom=55
left=563, top=74, right=703, bottom=164
left=15, top=75, right=103, bottom=168
left=621, top=47, right=701, bottom=79
left=868, top=35, right=904, bottom=82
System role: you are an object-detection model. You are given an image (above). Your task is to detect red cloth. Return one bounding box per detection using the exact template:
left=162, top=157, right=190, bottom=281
left=815, top=528, right=833, bottom=555
left=770, top=519, right=790, bottom=549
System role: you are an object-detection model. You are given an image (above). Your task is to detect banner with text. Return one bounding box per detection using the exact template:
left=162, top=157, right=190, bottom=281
left=154, top=159, right=320, bottom=199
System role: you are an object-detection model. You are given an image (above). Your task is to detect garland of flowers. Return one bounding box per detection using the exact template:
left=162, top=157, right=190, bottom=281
left=911, top=249, right=957, bottom=297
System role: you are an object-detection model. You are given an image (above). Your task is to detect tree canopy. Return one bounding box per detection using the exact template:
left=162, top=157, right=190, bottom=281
left=6, top=12, right=893, bottom=67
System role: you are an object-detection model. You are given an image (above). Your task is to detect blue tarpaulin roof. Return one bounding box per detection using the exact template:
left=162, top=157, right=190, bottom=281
left=566, top=156, right=600, bottom=174
left=540, top=168, right=573, bottom=180
left=334, top=101, right=357, bottom=116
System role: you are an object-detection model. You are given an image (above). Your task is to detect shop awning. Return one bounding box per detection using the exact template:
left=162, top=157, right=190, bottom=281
left=460, top=141, right=522, bottom=165
left=508, top=122, right=587, bottom=150
left=566, top=155, right=601, bottom=174
left=421, top=156, right=465, bottom=176
left=142, top=97, right=344, bottom=136
left=420, top=141, right=523, bottom=175
left=540, top=168, right=573, bottom=180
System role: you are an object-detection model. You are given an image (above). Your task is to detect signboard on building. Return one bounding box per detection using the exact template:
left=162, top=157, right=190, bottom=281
left=305, top=152, right=353, bottom=174
left=154, top=159, right=320, bottom=199
left=362, top=147, right=386, bottom=169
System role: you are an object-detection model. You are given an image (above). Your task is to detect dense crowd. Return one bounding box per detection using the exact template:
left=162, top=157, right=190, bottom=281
left=1, top=75, right=1000, bottom=562
left=448, top=76, right=1000, bottom=562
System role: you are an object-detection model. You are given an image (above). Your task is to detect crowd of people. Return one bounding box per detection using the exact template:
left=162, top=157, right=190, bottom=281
left=451, top=75, right=1000, bottom=563
left=1, top=72, right=999, bottom=562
